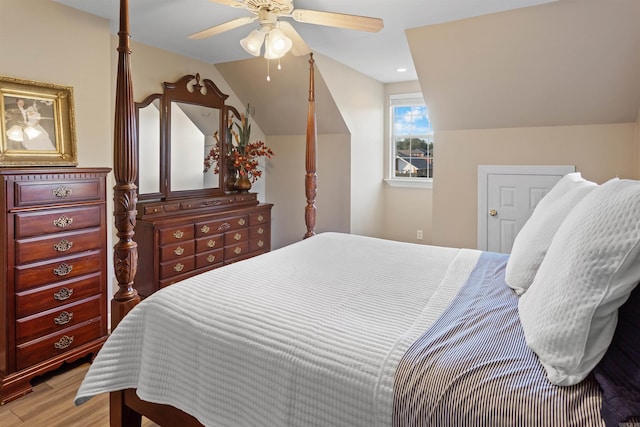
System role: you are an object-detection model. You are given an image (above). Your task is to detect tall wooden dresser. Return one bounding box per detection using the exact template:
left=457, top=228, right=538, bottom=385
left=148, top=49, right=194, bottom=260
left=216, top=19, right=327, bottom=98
left=136, top=194, right=272, bottom=297
left=0, top=168, right=110, bottom=404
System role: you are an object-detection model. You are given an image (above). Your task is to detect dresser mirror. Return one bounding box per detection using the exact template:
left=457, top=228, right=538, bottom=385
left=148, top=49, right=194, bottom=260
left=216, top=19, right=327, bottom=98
left=136, top=73, right=232, bottom=201
left=136, top=94, right=162, bottom=199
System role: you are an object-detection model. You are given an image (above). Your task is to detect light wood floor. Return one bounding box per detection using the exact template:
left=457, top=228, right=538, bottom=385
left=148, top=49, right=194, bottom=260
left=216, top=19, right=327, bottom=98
left=0, top=359, right=159, bottom=427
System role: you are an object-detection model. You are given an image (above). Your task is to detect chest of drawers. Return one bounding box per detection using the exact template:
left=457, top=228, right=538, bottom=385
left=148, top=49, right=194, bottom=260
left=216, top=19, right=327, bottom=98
left=0, top=168, right=110, bottom=404
left=135, top=197, right=272, bottom=297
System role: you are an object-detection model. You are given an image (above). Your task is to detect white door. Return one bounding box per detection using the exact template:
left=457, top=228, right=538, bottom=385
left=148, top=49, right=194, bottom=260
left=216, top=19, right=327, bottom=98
left=478, top=165, right=575, bottom=253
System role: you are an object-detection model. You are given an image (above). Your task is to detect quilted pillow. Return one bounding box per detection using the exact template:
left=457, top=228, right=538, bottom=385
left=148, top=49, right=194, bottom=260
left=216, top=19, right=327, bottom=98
left=593, top=283, right=640, bottom=427
left=505, top=172, right=596, bottom=295
left=518, top=178, right=640, bottom=386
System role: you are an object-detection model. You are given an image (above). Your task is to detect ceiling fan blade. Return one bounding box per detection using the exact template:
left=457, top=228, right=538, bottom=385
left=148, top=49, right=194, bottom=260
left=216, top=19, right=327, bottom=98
left=279, top=21, right=311, bottom=56
left=291, top=9, right=383, bottom=33
left=188, top=16, right=257, bottom=39
left=207, top=0, right=245, bottom=8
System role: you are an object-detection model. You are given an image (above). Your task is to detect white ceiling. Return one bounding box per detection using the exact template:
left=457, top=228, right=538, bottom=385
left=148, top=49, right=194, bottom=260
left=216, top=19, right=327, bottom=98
left=53, top=0, right=557, bottom=83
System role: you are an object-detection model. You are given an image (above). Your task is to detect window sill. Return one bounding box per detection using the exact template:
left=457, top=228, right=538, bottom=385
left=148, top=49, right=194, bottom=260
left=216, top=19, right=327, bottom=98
left=384, top=178, right=433, bottom=189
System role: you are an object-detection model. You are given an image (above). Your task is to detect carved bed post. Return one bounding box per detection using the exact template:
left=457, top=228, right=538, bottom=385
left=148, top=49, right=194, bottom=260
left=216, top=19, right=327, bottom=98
left=111, top=1, right=141, bottom=425
left=304, top=53, right=317, bottom=239
left=112, top=0, right=140, bottom=329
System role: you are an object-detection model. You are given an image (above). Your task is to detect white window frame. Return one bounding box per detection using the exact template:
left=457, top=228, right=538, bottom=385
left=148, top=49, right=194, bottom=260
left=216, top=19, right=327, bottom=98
left=385, top=93, right=433, bottom=189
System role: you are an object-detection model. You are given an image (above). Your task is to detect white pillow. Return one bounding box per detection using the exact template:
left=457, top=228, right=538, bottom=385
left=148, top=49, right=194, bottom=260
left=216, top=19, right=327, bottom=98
left=518, top=178, right=640, bottom=386
left=505, top=172, right=597, bottom=295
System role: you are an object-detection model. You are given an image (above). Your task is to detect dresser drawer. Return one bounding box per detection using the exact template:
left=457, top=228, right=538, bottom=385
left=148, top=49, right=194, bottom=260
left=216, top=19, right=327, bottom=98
left=14, top=206, right=102, bottom=238
left=158, top=224, right=194, bottom=245
left=160, top=240, right=195, bottom=262
left=196, top=249, right=224, bottom=269
left=249, top=210, right=271, bottom=226
left=15, top=273, right=103, bottom=318
left=15, top=252, right=102, bottom=291
left=249, top=237, right=269, bottom=253
left=14, top=178, right=103, bottom=207
left=196, top=235, right=223, bottom=253
left=224, top=241, right=249, bottom=260
left=225, top=228, right=248, bottom=245
left=15, top=228, right=102, bottom=265
left=197, top=215, right=248, bottom=236
left=160, top=256, right=195, bottom=279
left=16, top=320, right=103, bottom=371
left=16, top=295, right=102, bottom=344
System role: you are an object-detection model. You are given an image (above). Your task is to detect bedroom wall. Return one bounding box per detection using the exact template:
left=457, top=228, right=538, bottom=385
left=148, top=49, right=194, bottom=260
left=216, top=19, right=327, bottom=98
left=407, top=0, right=640, bottom=249
left=0, top=0, right=114, bottom=292
left=267, top=133, right=350, bottom=249
left=431, top=124, right=638, bottom=249
left=382, top=81, right=434, bottom=244
left=314, top=54, right=386, bottom=237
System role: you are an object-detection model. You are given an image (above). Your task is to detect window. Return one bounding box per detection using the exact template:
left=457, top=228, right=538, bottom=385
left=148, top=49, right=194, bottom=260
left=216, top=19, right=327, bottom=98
left=389, top=94, right=433, bottom=184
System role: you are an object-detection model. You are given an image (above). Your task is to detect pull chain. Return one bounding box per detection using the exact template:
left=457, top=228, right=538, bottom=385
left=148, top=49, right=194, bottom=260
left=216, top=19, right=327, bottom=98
left=267, top=59, right=271, bottom=82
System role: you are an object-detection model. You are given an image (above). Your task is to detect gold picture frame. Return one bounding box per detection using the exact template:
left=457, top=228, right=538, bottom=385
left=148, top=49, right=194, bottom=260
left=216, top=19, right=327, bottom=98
left=0, top=76, right=77, bottom=166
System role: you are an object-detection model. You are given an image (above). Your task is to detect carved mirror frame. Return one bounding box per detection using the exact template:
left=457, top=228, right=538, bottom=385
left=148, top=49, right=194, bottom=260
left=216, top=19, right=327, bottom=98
left=136, top=73, right=233, bottom=201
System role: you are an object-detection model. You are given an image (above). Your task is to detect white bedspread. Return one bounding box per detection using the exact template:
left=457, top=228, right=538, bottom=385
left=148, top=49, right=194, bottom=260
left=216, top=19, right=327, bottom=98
left=75, top=232, right=480, bottom=427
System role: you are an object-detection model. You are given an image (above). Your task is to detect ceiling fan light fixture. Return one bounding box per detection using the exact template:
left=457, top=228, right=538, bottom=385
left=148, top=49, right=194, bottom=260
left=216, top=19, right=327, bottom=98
left=263, top=28, right=292, bottom=59
left=240, top=29, right=265, bottom=56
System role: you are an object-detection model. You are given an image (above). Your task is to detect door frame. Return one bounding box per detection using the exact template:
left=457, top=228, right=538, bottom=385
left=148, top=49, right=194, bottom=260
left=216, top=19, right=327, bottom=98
left=477, top=165, right=575, bottom=251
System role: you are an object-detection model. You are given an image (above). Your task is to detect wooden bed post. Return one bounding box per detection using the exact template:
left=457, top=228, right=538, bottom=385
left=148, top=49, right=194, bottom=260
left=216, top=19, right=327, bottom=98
left=111, top=1, right=141, bottom=426
left=112, top=0, right=140, bottom=329
left=304, top=53, right=317, bottom=239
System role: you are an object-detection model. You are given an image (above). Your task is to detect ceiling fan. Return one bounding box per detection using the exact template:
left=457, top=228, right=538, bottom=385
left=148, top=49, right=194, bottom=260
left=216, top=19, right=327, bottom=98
left=189, top=0, right=384, bottom=59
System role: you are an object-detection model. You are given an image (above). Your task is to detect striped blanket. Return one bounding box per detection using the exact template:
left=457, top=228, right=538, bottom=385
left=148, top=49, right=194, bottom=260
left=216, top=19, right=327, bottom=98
left=394, top=251, right=604, bottom=426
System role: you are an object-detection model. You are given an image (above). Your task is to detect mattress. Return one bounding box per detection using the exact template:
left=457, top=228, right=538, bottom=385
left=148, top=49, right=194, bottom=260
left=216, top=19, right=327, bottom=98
left=75, top=232, right=481, bottom=426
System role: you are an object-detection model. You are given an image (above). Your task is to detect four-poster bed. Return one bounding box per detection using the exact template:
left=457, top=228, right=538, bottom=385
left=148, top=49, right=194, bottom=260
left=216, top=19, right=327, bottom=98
left=74, top=0, right=640, bottom=426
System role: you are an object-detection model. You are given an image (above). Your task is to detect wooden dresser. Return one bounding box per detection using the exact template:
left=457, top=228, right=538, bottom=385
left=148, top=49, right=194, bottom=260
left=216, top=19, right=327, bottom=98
left=135, top=193, right=272, bottom=297
left=0, top=168, right=110, bottom=404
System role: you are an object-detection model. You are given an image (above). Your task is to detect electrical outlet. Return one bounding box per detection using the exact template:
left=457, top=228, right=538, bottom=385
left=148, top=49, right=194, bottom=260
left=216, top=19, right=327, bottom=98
left=417, top=230, right=423, bottom=240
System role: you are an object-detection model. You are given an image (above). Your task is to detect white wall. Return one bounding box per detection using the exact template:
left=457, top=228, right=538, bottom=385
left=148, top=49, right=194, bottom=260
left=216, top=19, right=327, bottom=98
left=266, top=133, right=350, bottom=249
left=382, top=81, right=433, bottom=244
left=315, top=54, right=386, bottom=237
left=432, top=123, right=639, bottom=249
left=1, top=0, right=114, bottom=294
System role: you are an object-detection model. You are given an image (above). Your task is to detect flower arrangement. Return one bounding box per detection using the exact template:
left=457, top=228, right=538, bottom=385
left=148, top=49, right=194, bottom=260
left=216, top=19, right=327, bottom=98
left=204, top=106, right=274, bottom=184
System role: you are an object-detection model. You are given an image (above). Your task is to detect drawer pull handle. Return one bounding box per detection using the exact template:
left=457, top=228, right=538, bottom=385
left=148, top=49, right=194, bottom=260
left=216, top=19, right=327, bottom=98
left=218, top=222, right=231, bottom=231
left=174, top=246, right=184, bottom=256
left=257, top=227, right=264, bottom=235
left=258, top=215, right=264, bottom=222
left=174, top=263, right=184, bottom=272
left=207, top=239, right=216, bottom=248
left=53, top=263, right=73, bottom=276
left=207, top=254, right=216, bottom=263
left=53, top=186, right=72, bottom=198
left=54, top=287, right=74, bottom=301
left=173, top=230, right=184, bottom=239
left=201, top=225, right=210, bottom=234
left=53, top=239, right=74, bottom=252
left=234, top=233, right=242, bottom=241
left=257, top=240, right=264, bottom=248
left=53, top=216, right=73, bottom=228
left=238, top=218, right=246, bottom=226
left=234, top=247, right=242, bottom=255
left=54, top=311, right=73, bottom=325
left=54, top=335, right=74, bottom=350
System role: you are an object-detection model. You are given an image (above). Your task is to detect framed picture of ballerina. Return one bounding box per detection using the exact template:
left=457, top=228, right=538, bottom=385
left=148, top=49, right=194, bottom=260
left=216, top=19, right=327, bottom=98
left=0, top=76, right=77, bottom=166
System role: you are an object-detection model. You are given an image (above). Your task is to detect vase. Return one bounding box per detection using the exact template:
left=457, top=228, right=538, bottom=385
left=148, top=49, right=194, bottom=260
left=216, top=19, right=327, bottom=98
left=235, top=175, right=252, bottom=193
left=226, top=166, right=238, bottom=192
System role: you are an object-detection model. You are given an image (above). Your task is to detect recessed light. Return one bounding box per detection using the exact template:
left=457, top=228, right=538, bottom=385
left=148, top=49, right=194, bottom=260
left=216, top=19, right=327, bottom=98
left=396, top=68, right=407, bottom=73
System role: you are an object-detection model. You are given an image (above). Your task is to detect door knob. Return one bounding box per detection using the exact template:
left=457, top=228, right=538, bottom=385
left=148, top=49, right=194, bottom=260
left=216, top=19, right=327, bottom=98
left=489, top=209, right=498, bottom=217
